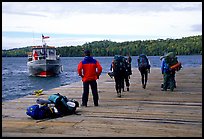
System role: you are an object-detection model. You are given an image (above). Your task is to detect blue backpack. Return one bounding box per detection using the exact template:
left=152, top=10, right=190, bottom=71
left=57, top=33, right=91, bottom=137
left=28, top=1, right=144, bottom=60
left=138, top=54, right=150, bottom=70
left=26, top=104, right=53, bottom=120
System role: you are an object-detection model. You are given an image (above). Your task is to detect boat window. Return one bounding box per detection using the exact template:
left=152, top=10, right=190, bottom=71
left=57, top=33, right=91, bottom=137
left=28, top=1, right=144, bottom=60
left=40, top=49, right=46, bottom=55
left=46, top=49, right=56, bottom=60
left=49, top=49, right=55, bottom=55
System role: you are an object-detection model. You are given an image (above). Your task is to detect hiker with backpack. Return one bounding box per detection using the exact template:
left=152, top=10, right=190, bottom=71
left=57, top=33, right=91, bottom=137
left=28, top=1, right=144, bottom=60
left=110, top=55, right=126, bottom=97
left=77, top=50, right=102, bottom=107
left=160, top=52, right=182, bottom=92
left=137, top=54, right=151, bottom=89
left=123, top=56, right=132, bottom=91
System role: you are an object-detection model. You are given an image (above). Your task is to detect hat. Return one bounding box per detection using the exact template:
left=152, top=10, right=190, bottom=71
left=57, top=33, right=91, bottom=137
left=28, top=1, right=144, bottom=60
left=84, top=50, right=90, bottom=56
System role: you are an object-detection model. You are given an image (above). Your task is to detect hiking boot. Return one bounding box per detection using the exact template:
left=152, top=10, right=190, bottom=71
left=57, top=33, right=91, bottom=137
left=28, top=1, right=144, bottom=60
left=144, top=84, right=146, bottom=89
left=94, top=102, right=99, bottom=106
left=127, top=87, right=129, bottom=91
left=117, top=91, right=121, bottom=97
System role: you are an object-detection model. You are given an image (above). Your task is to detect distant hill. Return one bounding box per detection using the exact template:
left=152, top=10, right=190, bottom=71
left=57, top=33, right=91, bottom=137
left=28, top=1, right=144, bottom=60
left=2, top=35, right=202, bottom=57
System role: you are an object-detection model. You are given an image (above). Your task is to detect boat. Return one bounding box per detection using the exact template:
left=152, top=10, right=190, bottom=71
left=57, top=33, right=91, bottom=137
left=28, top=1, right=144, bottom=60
left=27, top=38, right=63, bottom=77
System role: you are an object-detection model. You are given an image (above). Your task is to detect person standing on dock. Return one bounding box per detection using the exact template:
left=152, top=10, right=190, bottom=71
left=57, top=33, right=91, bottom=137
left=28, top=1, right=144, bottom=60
left=77, top=50, right=102, bottom=107
left=160, top=56, right=175, bottom=91
left=160, top=52, right=182, bottom=91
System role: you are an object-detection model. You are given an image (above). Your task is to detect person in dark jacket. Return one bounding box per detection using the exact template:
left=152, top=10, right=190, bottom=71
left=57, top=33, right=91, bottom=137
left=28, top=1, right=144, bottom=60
left=123, top=56, right=132, bottom=91
left=77, top=50, right=102, bottom=106
left=137, top=54, right=150, bottom=89
left=110, top=56, right=126, bottom=97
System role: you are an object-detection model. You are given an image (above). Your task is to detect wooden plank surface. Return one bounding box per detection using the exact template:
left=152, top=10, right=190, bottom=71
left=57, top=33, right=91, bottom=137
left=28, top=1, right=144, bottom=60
left=2, top=67, right=202, bottom=137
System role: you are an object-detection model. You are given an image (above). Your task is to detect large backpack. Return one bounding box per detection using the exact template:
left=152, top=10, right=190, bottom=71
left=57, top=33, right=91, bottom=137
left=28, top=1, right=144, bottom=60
left=113, top=55, right=126, bottom=74
left=48, top=93, right=79, bottom=116
left=164, top=52, right=182, bottom=71
left=138, top=54, right=150, bottom=70
left=126, top=61, right=132, bottom=75
left=26, top=104, right=54, bottom=120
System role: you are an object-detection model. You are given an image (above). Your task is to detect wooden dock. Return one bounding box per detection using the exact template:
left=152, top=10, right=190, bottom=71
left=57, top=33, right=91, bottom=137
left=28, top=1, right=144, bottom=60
left=2, top=67, right=202, bottom=137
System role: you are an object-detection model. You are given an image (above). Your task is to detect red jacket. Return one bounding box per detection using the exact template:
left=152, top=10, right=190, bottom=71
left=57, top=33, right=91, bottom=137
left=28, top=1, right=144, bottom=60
left=77, top=56, right=102, bottom=82
left=33, top=51, right=38, bottom=60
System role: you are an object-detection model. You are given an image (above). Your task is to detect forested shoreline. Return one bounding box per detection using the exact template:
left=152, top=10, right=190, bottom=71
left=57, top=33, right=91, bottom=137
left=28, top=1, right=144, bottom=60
left=2, top=35, right=202, bottom=57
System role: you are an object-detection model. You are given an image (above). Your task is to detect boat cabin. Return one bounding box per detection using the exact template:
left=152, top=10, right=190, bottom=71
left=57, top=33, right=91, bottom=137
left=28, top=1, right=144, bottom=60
left=28, top=45, right=59, bottom=61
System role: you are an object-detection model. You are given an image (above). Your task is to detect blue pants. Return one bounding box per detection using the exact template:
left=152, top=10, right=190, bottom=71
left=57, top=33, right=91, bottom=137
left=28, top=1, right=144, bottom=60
left=82, top=80, right=99, bottom=106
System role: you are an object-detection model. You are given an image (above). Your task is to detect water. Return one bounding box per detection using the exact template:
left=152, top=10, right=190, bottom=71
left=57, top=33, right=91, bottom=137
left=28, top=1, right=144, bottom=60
left=2, top=55, right=202, bottom=102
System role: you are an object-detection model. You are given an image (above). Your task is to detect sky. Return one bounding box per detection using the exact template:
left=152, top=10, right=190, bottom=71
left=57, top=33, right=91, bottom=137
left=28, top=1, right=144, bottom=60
left=2, top=2, right=202, bottom=50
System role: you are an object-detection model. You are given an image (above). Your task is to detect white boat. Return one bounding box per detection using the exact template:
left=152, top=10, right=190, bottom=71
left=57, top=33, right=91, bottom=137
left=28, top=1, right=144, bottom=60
left=27, top=44, right=63, bottom=77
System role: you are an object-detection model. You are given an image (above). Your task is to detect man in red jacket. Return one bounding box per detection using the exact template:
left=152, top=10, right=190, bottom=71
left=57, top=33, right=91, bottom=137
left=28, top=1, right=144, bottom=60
left=77, top=50, right=102, bottom=107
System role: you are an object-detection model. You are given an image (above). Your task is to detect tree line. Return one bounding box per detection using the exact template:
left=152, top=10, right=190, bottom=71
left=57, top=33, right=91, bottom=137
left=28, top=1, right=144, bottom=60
left=2, top=35, right=202, bottom=57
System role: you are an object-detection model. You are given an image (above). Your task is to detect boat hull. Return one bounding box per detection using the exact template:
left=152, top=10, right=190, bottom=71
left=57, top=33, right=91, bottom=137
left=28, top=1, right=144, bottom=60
left=27, top=59, right=62, bottom=77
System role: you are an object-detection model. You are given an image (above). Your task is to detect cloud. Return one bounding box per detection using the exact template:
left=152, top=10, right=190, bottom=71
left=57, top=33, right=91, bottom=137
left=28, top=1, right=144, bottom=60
left=3, top=2, right=201, bottom=16
left=2, top=2, right=202, bottom=50
left=191, top=24, right=202, bottom=32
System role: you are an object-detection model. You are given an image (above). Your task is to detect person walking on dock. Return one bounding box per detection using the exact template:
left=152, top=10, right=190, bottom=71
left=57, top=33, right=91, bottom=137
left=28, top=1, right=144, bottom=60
left=123, top=56, right=132, bottom=91
left=137, top=54, right=151, bottom=89
left=110, top=55, right=126, bottom=97
left=77, top=50, right=102, bottom=107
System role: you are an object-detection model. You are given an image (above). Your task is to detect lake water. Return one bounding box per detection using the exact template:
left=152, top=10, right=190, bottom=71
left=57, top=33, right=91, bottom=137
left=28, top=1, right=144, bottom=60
left=2, top=55, right=202, bottom=102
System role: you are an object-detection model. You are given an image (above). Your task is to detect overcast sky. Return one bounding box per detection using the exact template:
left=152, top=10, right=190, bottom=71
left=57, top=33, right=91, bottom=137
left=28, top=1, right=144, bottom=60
left=2, top=2, right=202, bottom=50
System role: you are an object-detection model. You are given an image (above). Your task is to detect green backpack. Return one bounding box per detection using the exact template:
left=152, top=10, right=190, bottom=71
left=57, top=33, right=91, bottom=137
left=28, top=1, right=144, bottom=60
left=164, top=52, right=182, bottom=71
left=48, top=93, right=79, bottom=116
left=164, top=52, right=178, bottom=67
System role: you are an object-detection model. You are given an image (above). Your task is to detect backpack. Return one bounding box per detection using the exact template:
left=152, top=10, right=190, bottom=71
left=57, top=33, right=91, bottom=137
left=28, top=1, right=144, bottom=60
left=113, top=55, right=126, bottom=74
left=124, top=58, right=132, bottom=76
left=126, top=62, right=132, bottom=75
left=26, top=104, right=54, bottom=120
left=164, top=52, right=182, bottom=71
left=138, top=54, right=150, bottom=70
left=165, top=55, right=177, bottom=66
left=48, top=93, right=79, bottom=116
